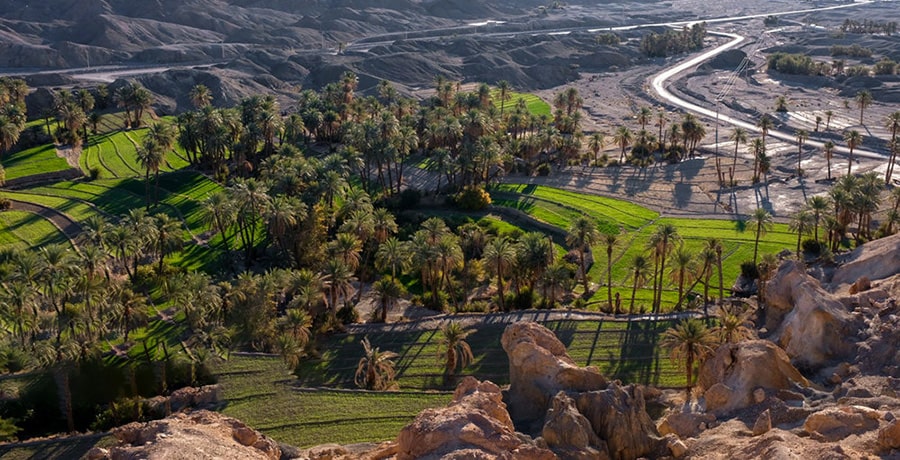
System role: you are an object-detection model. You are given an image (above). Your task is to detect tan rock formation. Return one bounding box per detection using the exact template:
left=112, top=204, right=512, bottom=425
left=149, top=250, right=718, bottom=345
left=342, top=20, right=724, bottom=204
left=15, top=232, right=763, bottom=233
left=762, top=260, right=855, bottom=367
left=90, top=410, right=280, bottom=460
left=698, top=340, right=809, bottom=415
left=501, top=322, right=606, bottom=424
left=394, top=376, right=555, bottom=460
left=658, top=411, right=716, bottom=439
left=879, top=419, right=900, bottom=450
left=541, top=392, right=608, bottom=460
left=574, top=384, right=661, bottom=460
left=803, top=406, right=880, bottom=442
left=830, top=231, right=900, bottom=289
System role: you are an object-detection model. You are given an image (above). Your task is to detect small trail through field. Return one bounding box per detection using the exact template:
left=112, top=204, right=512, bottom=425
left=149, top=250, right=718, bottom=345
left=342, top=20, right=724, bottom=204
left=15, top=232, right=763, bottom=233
left=8, top=199, right=82, bottom=249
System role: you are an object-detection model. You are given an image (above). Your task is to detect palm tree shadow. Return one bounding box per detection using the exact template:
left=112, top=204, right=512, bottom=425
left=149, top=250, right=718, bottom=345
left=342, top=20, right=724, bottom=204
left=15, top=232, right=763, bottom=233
left=611, top=320, right=667, bottom=385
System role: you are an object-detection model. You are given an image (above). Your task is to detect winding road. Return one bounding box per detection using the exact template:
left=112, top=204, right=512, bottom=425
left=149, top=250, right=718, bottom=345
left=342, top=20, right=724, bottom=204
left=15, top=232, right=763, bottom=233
left=649, top=4, right=886, bottom=161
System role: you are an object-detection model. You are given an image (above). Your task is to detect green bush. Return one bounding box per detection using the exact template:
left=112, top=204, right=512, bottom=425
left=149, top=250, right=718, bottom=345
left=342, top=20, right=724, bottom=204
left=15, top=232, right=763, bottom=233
left=536, top=163, right=551, bottom=176
left=512, top=288, right=536, bottom=310
left=801, top=238, right=824, bottom=255
left=740, top=261, right=760, bottom=280
left=454, top=186, right=491, bottom=211
left=0, top=198, right=11, bottom=211
left=422, top=291, right=449, bottom=311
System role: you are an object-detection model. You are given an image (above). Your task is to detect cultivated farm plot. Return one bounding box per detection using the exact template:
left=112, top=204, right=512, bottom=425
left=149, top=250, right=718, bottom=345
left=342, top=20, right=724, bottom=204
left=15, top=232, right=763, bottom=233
left=213, top=355, right=451, bottom=448
left=492, top=90, right=552, bottom=117
left=297, top=319, right=684, bottom=391
left=0, top=210, right=71, bottom=250
left=489, top=184, right=795, bottom=311
left=2, top=144, right=72, bottom=181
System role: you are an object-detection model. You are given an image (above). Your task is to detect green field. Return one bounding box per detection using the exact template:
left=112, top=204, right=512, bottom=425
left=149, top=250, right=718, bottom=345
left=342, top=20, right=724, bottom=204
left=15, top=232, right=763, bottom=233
left=0, top=211, right=71, bottom=250
left=2, top=144, right=71, bottom=181
left=489, top=183, right=794, bottom=309
left=493, top=90, right=552, bottom=117
left=213, top=355, right=452, bottom=448
left=299, top=318, right=683, bottom=391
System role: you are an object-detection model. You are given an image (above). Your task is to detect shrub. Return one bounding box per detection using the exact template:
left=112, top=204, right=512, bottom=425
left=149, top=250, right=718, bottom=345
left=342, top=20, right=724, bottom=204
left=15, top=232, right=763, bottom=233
left=512, top=289, right=535, bottom=310
left=454, top=186, right=491, bottom=211
left=91, top=397, right=152, bottom=431
left=0, top=198, right=11, bottom=211
left=337, top=304, right=358, bottom=324
left=536, top=163, right=552, bottom=176
left=422, top=291, right=448, bottom=311
left=89, top=167, right=101, bottom=180
left=398, top=188, right=421, bottom=210
left=801, top=238, right=824, bottom=255
left=740, top=261, right=760, bottom=280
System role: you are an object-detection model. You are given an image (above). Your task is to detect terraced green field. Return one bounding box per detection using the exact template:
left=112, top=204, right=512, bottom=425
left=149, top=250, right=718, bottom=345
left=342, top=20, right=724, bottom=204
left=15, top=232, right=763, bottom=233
left=2, top=144, right=71, bottom=181
left=213, top=355, right=452, bottom=448
left=0, top=211, right=71, bottom=250
left=493, top=90, right=552, bottom=117
left=298, top=318, right=683, bottom=391
left=489, top=184, right=794, bottom=310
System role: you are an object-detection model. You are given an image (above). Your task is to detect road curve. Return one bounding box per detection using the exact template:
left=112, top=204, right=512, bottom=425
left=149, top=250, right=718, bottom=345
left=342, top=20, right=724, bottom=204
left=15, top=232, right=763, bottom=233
left=651, top=30, right=886, bottom=160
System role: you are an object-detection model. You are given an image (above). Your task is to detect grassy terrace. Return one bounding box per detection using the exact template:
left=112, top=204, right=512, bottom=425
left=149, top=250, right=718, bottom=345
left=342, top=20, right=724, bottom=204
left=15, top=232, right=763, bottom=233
left=493, top=90, right=552, bottom=117
left=0, top=211, right=71, bottom=250
left=2, top=144, right=71, bottom=181
left=298, top=319, right=683, bottom=391
left=489, top=183, right=795, bottom=309
left=213, top=355, right=452, bottom=448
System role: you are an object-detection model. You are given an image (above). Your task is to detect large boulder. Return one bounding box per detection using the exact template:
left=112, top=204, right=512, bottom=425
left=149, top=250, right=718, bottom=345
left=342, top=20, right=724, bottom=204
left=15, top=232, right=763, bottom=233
left=698, top=340, right=809, bottom=415
left=93, top=410, right=280, bottom=460
left=657, top=411, right=716, bottom=439
left=830, top=232, right=900, bottom=289
left=574, top=384, right=662, bottom=460
left=803, top=406, right=880, bottom=442
left=501, top=322, right=606, bottom=425
left=541, top=392, right=609, bottom=460
left=394, top=377, right=555, bottom=460
left=763, top=260, right=855, bottom=367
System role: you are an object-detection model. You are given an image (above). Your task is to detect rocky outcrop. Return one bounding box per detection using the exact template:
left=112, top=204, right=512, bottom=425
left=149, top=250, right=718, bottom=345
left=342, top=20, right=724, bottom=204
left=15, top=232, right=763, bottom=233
left=658, top=411, right=716, bottom=439
left=879, top=419, right=900, bottom=450
left=541, top=392, right=608, bottom=460
left=574, top=385, right=662, bottom=460
left=394, top=376, right=555, bottom=460
left=830, top=232, right=900, bottom=289
left=803, top=406, right=881, bottom=442
left=763, top=260, right=856, bottom=367
left=501, top=322, right=606, bottom=425
left=87, top=410, right=280, bottom=460
left=698, top=340, right=809, bottom=415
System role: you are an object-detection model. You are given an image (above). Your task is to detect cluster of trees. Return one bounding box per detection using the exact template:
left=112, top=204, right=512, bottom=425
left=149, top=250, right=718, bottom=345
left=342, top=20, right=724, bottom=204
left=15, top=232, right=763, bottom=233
left=639, top=23, right=706, bottom=58
left=769, top=52, right=897, bottom=78
left=830, top=44, right=873, bottom=58
left=840, top=19, right=897, bottom=35
left=0, top=78, right=28, bottom=158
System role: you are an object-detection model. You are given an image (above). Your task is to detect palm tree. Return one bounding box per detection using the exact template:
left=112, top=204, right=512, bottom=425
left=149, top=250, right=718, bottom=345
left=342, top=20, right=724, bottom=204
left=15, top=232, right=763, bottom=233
left=372, top=276, right=403, bottom=323
left=713, top=304, right=754, bottom=343
left=627, top=254, right=651, bottom=314
left=636, top=106, right=652, bottom=131
left=756, top=114, right=773, bottom=147
left=823, top=141, right=836, bottom=181
left=189, top=84, right=212, bottom=109
left=669, top=247, right=695, bottom=309
left=706, top=238, right=724, bottom=304
left=354, top=337, right=399, bottom=390
left=789, top=209, right=814, bottom=257
left=855, top=89, right=873, bottom=125
left=843, top=129, right=863, bottom=176
left=603, top=232, right=619, bottom=312
left=566, top=217, right=600, bottom=293
left=588, top=132, right=605, bottom=165
left=806, top=196, right=830, bottom=244
left=613, top=126, right=632, bottom=162
left=750, top=207, right=774, bottom=264
left=497, top=80, right=511, bottom=118
left=483, top=236, right=517, bottom=311
left=795, top=129, right=808, bottom=176
left=885, top=111, right=900, bottom=183
left=649, top=224, right=680, bottom=314
left=438, top=321, right=474, bottom=384
left=750, top=138, right=765, bottom=182
left=661, top=318, right=718, bottom=400
left=729, top=127, right=748, bottom=185
left=825, top=110, right=834, bottom=131
left=152, top=213, right=183, bottom=274
left=375, top=237, right=410, bottom=284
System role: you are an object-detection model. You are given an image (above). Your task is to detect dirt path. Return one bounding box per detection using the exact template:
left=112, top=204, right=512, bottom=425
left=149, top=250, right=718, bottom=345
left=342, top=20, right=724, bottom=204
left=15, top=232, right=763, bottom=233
left=9, top=199, right=83, bottom=249
left=344, top=309, right=700, bottom=334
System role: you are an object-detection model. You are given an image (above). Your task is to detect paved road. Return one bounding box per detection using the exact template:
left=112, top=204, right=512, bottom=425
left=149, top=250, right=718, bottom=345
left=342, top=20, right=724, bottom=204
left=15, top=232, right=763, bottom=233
left=650, top=17, right=886, bottom=161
